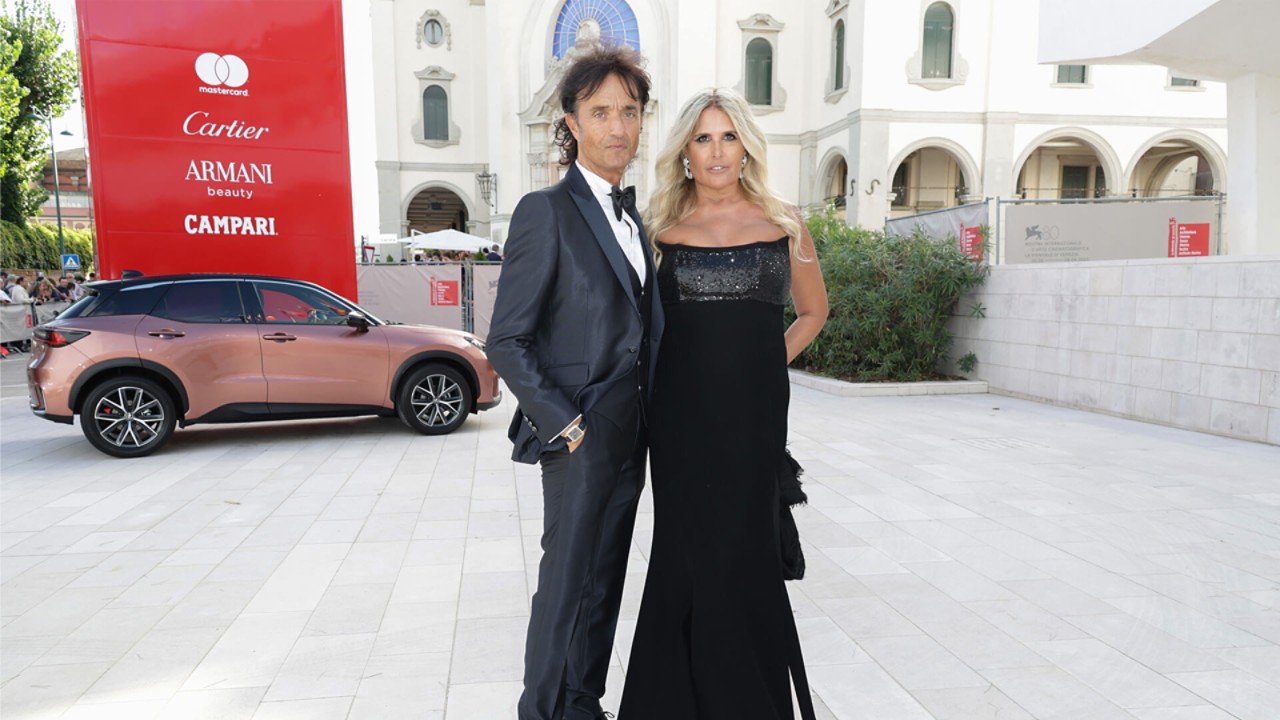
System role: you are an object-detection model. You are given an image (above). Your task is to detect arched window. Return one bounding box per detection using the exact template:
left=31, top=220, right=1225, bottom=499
left=833, top=20, right=846, bottom=91
left=552, top=0, right=640, bottom=60
left=746, top=38, right=773, bottom=105
left=423, top=86, right=448, bottom=141
left=922, top=3, right=954, bottom=79
left=424, top=19, right=444, bottom=46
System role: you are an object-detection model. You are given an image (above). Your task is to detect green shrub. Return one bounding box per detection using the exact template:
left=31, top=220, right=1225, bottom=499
left=790, top=209, right=988, bottom=382
left=1, top=219, right=95, bottom=273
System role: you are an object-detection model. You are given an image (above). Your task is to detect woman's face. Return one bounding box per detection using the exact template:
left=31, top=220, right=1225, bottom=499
left=684, top=106, right=746, bottom=191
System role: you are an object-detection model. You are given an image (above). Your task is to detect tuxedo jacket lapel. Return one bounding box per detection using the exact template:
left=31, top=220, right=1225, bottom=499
left=628, top=202, right=665, bottom=349
left=566, top=165, right=639, bottom=312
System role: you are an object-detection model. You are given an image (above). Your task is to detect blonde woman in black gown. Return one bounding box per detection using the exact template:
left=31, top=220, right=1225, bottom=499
left=619, top=89, right=828, bottom=719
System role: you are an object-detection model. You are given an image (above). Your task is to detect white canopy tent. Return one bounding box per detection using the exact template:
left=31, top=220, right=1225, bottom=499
left=407, top=229, right=493, bottom=253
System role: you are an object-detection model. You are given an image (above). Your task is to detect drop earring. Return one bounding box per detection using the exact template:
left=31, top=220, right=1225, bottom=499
left=682, top=156, right=693, bottom=180
left=739, top=155, right=748, bottom=179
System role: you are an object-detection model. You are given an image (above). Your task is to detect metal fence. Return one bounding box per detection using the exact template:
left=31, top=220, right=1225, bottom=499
left=1, top=301, right=72, bottom=346
left=353, top=261, right=503, bottom=338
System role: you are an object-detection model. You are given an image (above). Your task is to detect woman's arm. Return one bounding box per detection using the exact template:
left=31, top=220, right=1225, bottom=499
left=785, top=211, right=828, bottom=364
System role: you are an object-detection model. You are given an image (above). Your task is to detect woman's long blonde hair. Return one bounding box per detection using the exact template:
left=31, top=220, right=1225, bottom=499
left=645, top=88, right=807, bottom=259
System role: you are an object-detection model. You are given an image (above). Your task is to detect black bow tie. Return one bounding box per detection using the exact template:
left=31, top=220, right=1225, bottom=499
left=609, top=185, right=636, bottom=222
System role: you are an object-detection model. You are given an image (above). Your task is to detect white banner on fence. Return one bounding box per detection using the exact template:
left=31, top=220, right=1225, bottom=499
left=34, top=301, right=71, bottom=325
left=1, top=305, right=32, bottom=343
left=886, top=202, right=988, bottom=260
left=0, top=302, right=70, bottom=343
left=471, top=264, right=502, bottom=341
left=356, top=264, right=463, bottom=329
left=1003, top=199, right=1219, bottom=264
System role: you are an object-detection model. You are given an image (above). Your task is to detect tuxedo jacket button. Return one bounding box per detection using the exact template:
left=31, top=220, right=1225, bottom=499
left=627, top=345, right=638, bottom=353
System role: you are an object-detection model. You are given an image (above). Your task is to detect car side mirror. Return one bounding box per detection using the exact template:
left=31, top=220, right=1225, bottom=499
left=346, top=311, right=370, bottom=333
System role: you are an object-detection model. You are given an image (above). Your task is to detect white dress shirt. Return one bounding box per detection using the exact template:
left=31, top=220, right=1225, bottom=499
left=556, top=163, right=649, bottom=442
left=576, top=161, right=646, bottom=286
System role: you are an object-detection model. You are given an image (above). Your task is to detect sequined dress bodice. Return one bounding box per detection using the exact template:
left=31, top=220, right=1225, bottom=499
left=656, top=237, right=791, bottom=306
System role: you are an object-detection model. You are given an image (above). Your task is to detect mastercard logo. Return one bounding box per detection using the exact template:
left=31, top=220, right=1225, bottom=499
left=194, top=53, right=249, bottom=88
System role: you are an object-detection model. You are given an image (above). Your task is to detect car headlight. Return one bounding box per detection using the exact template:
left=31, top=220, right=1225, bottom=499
left=463, top=335, right=485, bottom=352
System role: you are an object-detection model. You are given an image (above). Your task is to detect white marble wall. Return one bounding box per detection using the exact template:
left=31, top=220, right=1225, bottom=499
left=945, top=256, right=1280, bottom=444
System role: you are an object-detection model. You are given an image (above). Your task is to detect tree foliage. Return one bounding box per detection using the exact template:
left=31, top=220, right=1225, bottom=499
left=1, top=0, right=78, bottom=226
left=787, top=209, right=989, bottom=382
left=1, top=218, right=94, bottom=272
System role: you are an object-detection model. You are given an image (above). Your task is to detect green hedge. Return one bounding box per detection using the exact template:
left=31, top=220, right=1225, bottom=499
left=790, top=210, right=988, bottom=382
left=0, top=220, right=95, bottom=274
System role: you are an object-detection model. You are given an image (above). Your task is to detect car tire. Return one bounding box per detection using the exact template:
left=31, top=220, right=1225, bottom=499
left=81, top=376, right=177, bottom=458
left=397, top=363, right=472, bottom=435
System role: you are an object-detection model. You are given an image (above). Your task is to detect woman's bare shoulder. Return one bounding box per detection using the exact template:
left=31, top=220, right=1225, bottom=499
left=655, top=222, right=713, bottom=246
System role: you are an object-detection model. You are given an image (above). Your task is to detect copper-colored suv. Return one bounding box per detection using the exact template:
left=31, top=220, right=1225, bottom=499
left=27, top=273, right=501, bottom=457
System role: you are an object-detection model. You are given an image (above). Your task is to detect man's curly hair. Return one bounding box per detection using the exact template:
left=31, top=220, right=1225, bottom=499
left=552, top=44, right=650, bottom=166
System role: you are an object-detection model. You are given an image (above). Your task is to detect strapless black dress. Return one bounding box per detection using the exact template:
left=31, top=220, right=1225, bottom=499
left=620, top=238, right=814, bottom=720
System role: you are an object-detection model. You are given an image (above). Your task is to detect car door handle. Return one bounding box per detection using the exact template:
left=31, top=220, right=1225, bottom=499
left=147, top=329, right=186, bottom=338
left=263, top=333, right=297, bottom=342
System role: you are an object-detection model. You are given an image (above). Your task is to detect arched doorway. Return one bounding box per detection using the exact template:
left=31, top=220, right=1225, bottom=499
left=887, top=145, right=974, bottom=218
left=820, top=153, right=848, bottom=207
left=1015, top=133, right=1118, bottom=200
left=1127, top=136, right=1222, bottom=197
left=406, top=187, right=469, bottom=235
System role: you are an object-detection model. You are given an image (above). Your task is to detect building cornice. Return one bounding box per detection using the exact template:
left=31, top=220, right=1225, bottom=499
left=377, top=161, right=491, bottom=173
left=849, top=109, right=1228, bottom=128
left=766, top=108, right=1226, bottom=146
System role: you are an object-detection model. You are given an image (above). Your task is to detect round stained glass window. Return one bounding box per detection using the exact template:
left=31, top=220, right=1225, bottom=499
left=552, top=0, right=640, bottom=60
left=424, top=19, right=444, bottom=46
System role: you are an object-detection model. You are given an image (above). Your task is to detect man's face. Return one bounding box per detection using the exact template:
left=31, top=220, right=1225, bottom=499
left=565, top=73, right=642, bottom=186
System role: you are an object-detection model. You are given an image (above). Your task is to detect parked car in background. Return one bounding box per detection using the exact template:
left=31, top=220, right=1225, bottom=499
left=27, top=273, right=501, bottom=457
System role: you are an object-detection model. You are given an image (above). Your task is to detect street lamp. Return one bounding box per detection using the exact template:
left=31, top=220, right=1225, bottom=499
left=476, top=170, right=497, bottom=212
left=22, top=112, right=73, bottom=261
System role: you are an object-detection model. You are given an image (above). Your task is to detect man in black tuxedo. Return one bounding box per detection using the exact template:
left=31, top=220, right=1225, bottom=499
left=487, top=45, right=662, bottom=720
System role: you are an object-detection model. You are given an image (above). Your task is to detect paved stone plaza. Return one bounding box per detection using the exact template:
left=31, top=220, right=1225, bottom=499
left=2, top=359, right=1279, bottom=719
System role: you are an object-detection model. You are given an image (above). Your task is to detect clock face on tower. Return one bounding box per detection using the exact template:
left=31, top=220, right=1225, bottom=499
left=552, top=0, right=641, bottom=60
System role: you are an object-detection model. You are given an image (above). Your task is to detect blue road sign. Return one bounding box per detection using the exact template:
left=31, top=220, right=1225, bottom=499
left=61, top=254, right=81, bottom=271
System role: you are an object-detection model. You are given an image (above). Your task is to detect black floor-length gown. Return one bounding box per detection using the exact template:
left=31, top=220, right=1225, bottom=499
left=620, top=237, right=815, bottom=720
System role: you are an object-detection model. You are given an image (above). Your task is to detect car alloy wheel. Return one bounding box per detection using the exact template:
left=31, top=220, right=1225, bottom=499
left=81, top=376, right=177, bottom=457
left=397, top=363, right=471, bottom=435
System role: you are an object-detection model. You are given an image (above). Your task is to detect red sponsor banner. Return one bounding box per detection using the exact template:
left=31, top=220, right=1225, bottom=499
left=76, top=0, right=356, bottom=298
left=1168, top=217, right=1211, bottom=258
left=959, top=224, right=984, bottom=261
left=430, top=278, right=460, bottom=307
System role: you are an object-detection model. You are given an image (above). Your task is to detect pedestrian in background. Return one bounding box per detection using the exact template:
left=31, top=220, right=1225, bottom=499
left=9, top=276, right=32, bottom=304
left=35, top=280, right=59, bottom=304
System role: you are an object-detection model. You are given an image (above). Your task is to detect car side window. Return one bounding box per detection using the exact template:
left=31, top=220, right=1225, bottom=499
left=253, top=282, right=351, bottom=325
left=84, top=283, right=170, bottom=318
left=152, top=281, right=246, bottom=323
